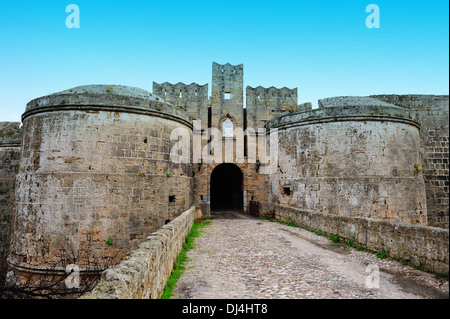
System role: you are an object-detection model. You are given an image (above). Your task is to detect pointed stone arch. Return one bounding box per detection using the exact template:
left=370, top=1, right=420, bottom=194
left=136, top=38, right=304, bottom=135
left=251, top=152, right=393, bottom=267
left=219, top=113, right=237, bottom=137
left=210, top=163, right=243, bottom=211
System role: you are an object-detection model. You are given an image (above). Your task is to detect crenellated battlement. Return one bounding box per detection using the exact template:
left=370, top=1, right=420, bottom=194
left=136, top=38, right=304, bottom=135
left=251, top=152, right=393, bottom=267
left=211, top=62, right=244, bottom=102
left=152, top=82, right=209, bottom=106
left=246, top=86, right=300, bottom=129
left=211, top=62, right=244, bottom=128
left=246, top=86, right=298, bottom=104
left=153, top=81, right=210, bottom=127
left=212, top=62, right=244, bottom=78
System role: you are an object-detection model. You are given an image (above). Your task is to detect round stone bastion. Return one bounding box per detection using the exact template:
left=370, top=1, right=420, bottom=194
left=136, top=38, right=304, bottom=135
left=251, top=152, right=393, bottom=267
left=10, top=85, right=194, bottom=275
left=266, top=96, right=428, bottom=225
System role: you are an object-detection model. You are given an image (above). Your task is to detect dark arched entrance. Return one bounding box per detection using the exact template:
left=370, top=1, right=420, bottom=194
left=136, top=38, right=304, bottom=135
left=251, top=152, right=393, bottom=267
left=210, top=163, right=243, bottom=212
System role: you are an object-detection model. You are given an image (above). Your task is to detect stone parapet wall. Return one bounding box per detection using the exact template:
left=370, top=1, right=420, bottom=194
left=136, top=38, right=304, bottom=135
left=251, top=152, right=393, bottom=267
left=24, top=85, right=192, bottom=127
left=246, top=86, right=300, bottom=129
left=152, top=81, right=210, bottom=127
left=267, top=96, right=419, bottom=130
left=81, top=207, right=196, bottom=299
left=273, top=204, right=449, bottom=274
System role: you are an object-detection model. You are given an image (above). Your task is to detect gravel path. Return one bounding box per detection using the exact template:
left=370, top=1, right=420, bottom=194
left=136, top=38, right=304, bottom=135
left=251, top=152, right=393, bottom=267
left=171, top=217, right=448, bottom=299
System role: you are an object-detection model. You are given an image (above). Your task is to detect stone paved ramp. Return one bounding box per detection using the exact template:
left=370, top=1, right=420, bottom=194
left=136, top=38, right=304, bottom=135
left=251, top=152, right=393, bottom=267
left=210, top=210, right=256, bottom=220
left=172, top=219, right=449, bottom=299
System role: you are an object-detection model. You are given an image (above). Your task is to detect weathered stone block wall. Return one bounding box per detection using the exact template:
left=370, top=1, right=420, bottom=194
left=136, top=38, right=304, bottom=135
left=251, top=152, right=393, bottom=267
left=9, top=85, right=194, bottom=275
left=153, top=82, right=209, bottom=128
left=273, top=204, right=449, bottom=274
left=370, top=95, right=449, bottom=228
left=246, top=86, right=300, bottom=129
left=81, top=207, right=195, bottom=299
left=191, top=128, right=269, bottom=214
left=211, top=62, right=244, bottom=129
left=266, top=97, right=427, bottom=225
left=0, top=122, right=21, bottom=257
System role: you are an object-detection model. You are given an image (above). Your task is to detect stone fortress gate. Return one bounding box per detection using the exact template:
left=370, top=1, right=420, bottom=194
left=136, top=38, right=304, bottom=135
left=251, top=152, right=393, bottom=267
left=0, top=62, right=448, bottom=279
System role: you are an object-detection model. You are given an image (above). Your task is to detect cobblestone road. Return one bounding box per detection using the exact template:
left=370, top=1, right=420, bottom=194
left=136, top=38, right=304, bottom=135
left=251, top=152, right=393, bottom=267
left=172, top=212, right=448, bottom=299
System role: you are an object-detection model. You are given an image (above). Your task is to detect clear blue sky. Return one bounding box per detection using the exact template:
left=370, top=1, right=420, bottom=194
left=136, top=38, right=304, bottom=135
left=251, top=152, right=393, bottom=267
left=0, top=0, right=448, bottom=121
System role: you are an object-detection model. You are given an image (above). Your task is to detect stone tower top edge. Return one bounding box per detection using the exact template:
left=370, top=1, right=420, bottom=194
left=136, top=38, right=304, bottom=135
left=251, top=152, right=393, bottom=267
left=153, top=81, right=209, bottom=88
left=246, top=85, right=298, bottom=92
left=212, top=61, right=244, bottom=68
left=212, top=62, right=244, bottom=78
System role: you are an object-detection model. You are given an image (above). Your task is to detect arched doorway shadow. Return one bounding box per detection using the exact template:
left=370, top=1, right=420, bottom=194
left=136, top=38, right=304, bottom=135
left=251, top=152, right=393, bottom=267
left=210, top=163, right=243, bottom=213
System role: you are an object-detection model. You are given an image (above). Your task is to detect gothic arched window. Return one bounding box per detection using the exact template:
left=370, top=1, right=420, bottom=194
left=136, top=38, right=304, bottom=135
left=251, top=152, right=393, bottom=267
left=222, top=118, right=234, bottom=137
